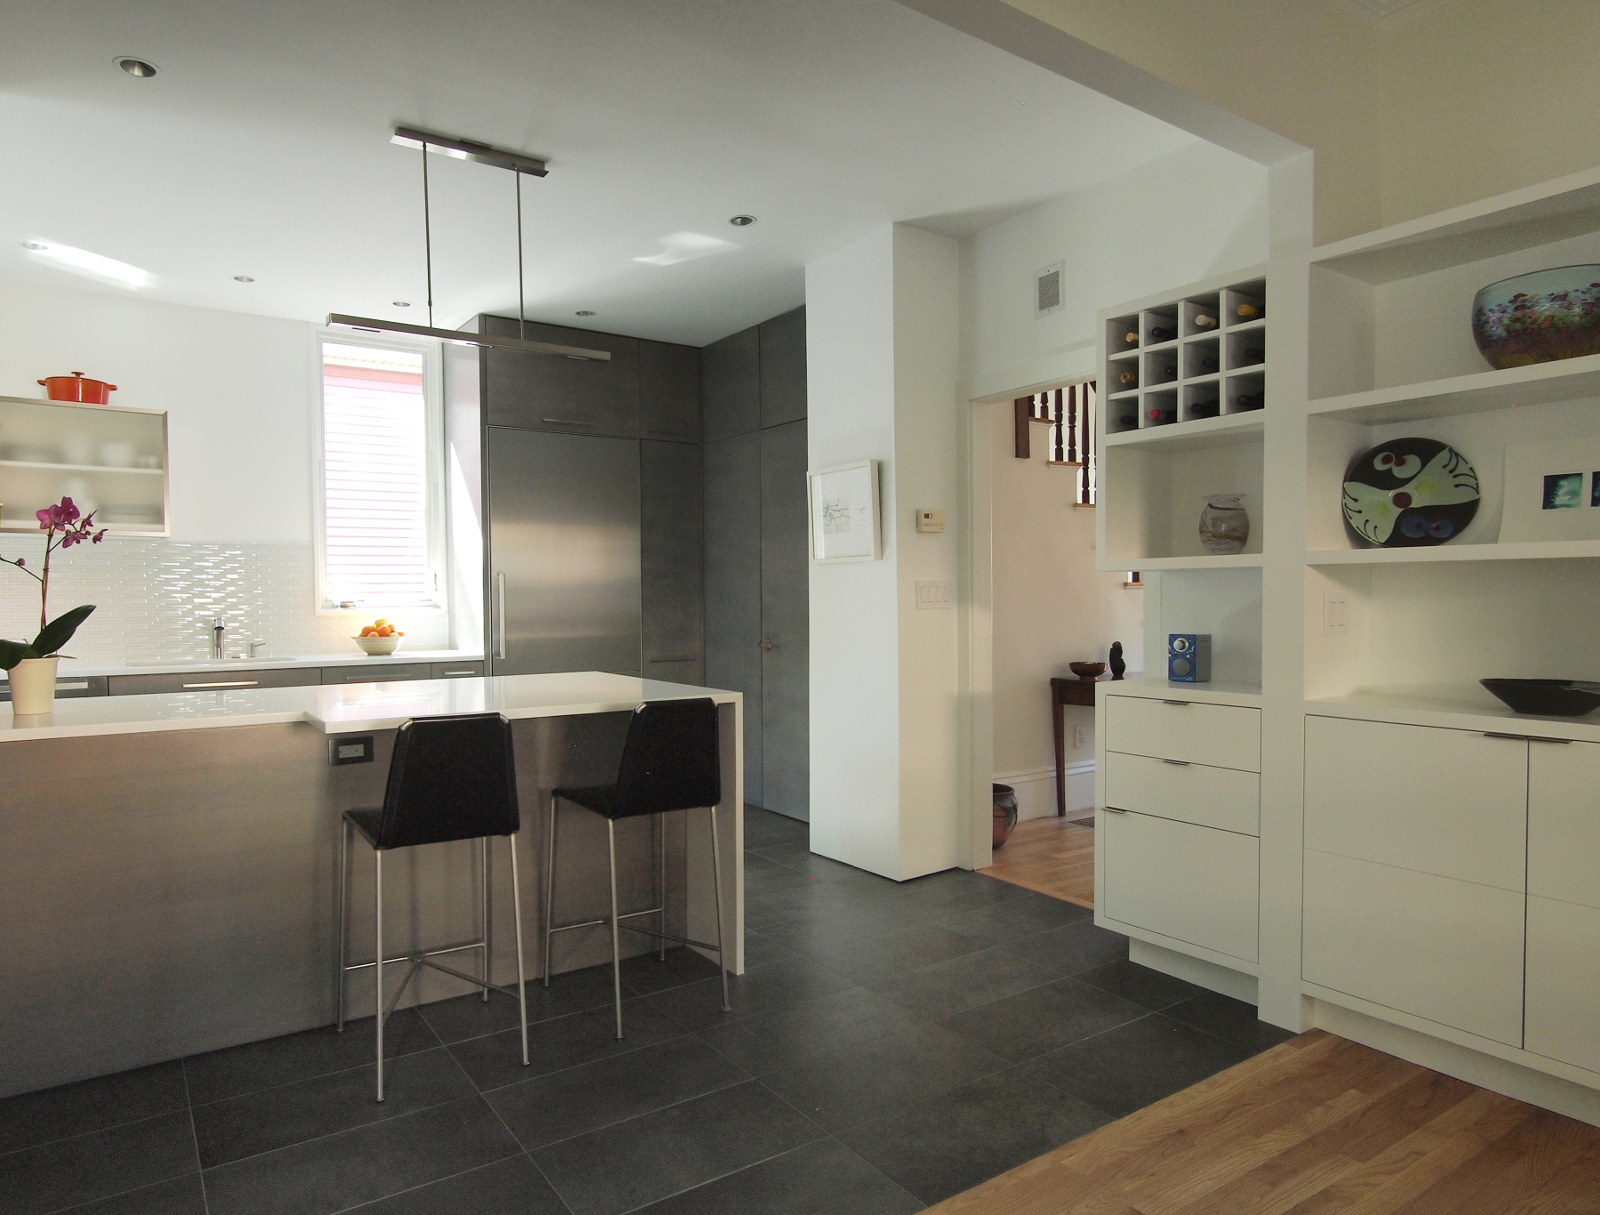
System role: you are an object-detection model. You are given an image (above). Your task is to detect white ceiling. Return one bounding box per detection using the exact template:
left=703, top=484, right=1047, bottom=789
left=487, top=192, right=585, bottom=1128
left=0, top=0, right=1196, bottom=346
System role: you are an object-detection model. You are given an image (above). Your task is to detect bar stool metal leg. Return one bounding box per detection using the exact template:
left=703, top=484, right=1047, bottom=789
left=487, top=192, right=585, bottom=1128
left=508, top=833, right=530, bottom=1066
left=480, top=836, right=491, bottom=1002
left=657, top=811, right=667, bottom=962
left=542, top=793, right=558, bottom=988
left=607, top=819, right=624, bottom=1040
left=374, top=847, right=386, bottom=1103
left=336, top=818, right=350, bottom=1032
left=709, top=803, right=730, bottom=1012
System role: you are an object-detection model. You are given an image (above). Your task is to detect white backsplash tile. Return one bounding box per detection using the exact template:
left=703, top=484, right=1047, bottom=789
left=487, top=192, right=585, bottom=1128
left=0, top=537, right=449, bottom=663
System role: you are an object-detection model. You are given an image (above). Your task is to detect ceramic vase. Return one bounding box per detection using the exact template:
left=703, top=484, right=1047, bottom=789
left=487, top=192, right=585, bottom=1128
left=9, top=656, right=59, bottom=715
left=1199, top=494, right=1249, bottom=555
left=991, top=784, right=1019, bottom=850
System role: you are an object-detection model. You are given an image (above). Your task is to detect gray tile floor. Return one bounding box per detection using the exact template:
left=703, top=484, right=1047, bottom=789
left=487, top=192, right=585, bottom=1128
left=0, top=809, right=1294, bottom=1215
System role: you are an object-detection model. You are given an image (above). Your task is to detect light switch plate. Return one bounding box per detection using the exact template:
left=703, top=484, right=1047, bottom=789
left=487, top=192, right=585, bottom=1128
left=1322, top=593, right=1350, bottom=637
left=915, top=581, right=952, bottom=609
left=915, top=508, right=946, bottom=533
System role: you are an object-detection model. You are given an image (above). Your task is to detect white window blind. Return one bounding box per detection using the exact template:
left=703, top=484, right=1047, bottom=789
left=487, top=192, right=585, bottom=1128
left=320, top=341, right=434, bottom=605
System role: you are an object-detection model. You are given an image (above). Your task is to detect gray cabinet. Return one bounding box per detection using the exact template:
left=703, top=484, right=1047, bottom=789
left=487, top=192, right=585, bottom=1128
left=479, top=315, right=641, bottom=438
left=642, top=440, right=704, bottom=685
left=702, top=326, right=760, bottom=442
left=702, top=306, right=808, bottom=819
left=320, top=663, right=432, bottom=684
left=759, top=307, right=807, bottom=429
left=0, top=674, right=106, bottom=702
left=759, top=420, right=810, bottom=818
left=704, top=432, right=764, bottom=804
left=108, top=668, right=312, bottom=696
left=641, top=341, right=702, bottom=443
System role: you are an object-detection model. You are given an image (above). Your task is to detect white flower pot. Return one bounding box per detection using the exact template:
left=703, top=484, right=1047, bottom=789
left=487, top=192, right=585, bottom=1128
left=9, top=656, right=59, bottom=715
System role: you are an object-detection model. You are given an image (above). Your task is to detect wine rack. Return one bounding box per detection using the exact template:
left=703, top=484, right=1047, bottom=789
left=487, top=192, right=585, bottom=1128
left=1101, top=274, right=1267, bottom=435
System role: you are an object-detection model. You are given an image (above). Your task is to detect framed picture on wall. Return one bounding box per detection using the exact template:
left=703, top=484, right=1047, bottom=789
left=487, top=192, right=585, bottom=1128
left=808, top=459, right=882, bottom=562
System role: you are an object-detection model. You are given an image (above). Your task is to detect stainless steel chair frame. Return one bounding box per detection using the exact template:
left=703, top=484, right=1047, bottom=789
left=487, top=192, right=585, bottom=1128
left=337, top=823, right=529, bottom=1100
left=542, top=795, right=730, bottom=1039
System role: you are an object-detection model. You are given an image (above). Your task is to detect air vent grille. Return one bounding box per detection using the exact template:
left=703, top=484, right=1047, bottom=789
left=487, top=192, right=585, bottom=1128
left=1036, top=262, right=1063, bottom=316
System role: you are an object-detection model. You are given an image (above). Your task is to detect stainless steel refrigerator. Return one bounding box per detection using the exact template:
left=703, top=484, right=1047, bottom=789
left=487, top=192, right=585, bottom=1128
left=486, top=427, right=642, bottom=676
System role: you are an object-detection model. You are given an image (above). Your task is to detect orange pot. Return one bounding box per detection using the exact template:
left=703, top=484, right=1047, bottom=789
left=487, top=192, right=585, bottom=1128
left=38, top=372, right=117, bottom=403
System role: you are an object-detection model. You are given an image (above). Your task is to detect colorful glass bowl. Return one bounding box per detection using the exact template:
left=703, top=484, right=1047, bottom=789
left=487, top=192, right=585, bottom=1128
left=1471, top=265, right=1600, bottom=370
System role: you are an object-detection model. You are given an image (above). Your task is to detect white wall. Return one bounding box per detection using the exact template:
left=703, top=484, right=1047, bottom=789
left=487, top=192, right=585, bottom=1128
left=807, top=223, right=965, bottom=881
left=963, top=140, right=1270, bottom=404
left=0, top=283, right=314, bottom=543
left=989, top=400, right=1143, bottom=818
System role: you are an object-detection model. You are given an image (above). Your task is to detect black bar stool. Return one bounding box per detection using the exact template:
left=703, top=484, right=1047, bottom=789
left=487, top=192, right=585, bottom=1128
left=337, top=712, right=529, bottom=1101
left=543, top=697, right=730, bottom=1039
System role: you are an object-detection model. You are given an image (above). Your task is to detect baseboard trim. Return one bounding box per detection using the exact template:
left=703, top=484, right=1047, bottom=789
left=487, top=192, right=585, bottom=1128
left=994, top=762, right=1095, bottom=820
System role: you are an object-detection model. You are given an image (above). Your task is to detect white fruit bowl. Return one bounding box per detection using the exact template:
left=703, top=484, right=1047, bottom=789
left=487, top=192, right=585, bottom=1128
left=354, top=635, right=401, bottom=656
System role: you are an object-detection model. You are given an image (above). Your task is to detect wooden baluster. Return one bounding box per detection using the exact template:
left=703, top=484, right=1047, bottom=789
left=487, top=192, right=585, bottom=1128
left=1013, top=396, right=1031, bottom=459
left=1081, top=382, right=1095, bottom=505
left=1064, top=385, right=1077, bottom=464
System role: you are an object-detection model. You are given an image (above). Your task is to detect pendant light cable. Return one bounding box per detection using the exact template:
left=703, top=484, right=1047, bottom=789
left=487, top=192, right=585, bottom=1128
left=421, top=142, right=435, bottom=329
left=515, top=170, right=526, bottom=342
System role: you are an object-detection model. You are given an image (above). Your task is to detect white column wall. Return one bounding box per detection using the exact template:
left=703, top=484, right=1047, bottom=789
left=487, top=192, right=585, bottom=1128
left=806, top=224, right=964, bottom=881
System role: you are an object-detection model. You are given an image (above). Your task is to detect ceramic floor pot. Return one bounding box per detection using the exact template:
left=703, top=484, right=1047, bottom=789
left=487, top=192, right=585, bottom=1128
left=9, top=656, right=59, bottom=715
left=992, top=783, right=1019, bottom=849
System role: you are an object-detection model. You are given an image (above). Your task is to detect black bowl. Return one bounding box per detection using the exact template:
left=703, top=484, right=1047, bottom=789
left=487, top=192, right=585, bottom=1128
left=1480, top=678, right=1600, bottom=716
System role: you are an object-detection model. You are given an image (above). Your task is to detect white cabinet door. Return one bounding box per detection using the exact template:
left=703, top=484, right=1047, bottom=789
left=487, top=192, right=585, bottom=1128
left=1304, top=717, right=1526, bottom=891
left=1303, top=850, right=1524, bottom=1047
left=1525, top=895, right=1600, bottom=1074
left=1102, top=810, right=1258, bottom=962
left=1104, top=751, right=1259, bottom=836
left=1529, top=739, right=1600, bottom=909
left=1104, top=696, right=1260, bottom=770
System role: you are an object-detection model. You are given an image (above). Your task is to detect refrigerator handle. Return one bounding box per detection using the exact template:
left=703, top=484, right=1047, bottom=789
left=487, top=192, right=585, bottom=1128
left=495, top=571, right=507, bottom=660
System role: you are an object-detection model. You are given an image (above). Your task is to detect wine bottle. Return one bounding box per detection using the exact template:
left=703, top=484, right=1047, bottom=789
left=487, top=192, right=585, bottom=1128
left=1193, top=312, right=1218, bottom=328
left=1235, top=392, right=1265, bottom=410
left=1199, top=356, right=1219, bottom=372
left=1118, top=369, right=1138, bottom=386
left=1146, top=405, right=1176, bottom=425
left=1189, top=399, right=1220, bottom=419
left=1117, top=412, right=1138, bottom=429
left=1241, top=346, right=1265, bottom=364
left=1149, top=325, right=1176, bottom=341
left=1123, top=330, right=1139, bottom=346
left=1158, top=363, right=1178, bottom=382
left=1236, top=301, right=1262, bottom=320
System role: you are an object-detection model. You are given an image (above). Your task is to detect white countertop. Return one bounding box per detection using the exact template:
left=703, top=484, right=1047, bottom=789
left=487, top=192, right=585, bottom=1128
left=29, top=649, right=485, bottom=680
left=0, top=671, right=739, bottom=742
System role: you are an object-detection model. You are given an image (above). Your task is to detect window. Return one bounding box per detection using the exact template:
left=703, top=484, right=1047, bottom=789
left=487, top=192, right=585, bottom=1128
left=315, top=338, right=444, bottom=609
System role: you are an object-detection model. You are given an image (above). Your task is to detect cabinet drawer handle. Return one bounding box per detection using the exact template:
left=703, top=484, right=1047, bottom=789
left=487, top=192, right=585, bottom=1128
left=647, top=655, right=697, bottom=664
left=1161, top=699, right=1191, bottom=706
left=439, top=668, right=477, bottom=676
left=540, top=417, right=598, bottom=430
left=1482, top=732, right=1570, bottom=744
left=182, top=680, right=258, bottom=689
left=56, top=681, right=91, bottom=691
left=1161, top=758, right=1191, bottom=766
left=1530, top=737, right=1573, bottom=745
left=1103, top=806, right=1128, bottom=814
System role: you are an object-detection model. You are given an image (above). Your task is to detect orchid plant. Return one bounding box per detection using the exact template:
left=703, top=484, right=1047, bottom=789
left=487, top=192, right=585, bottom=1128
left=0, top=497, right=104, bottom=671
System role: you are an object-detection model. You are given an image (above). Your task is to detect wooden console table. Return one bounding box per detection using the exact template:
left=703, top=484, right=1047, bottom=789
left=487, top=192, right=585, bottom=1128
left=1050, top=675, right=1111, bottom=817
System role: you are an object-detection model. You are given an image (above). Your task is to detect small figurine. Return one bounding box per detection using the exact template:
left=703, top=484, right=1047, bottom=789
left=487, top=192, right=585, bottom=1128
left=1109, top=641, right=1125, bottom=681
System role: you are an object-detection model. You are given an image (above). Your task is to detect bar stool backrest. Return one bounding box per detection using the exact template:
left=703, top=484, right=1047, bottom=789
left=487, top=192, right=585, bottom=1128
left=375, top=713, right=520, bottom=849
left=611, top=698, right=721, bottom=819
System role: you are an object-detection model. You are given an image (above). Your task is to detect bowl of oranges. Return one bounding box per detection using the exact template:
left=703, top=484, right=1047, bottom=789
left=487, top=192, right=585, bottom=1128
left=354, top=619, right=404, bottom=655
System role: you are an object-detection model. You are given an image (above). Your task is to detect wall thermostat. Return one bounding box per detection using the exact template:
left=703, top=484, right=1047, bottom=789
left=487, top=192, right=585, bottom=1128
left=915, top=508, right=946, bottom=533
left=1167, top=633, right=1211, bottom=683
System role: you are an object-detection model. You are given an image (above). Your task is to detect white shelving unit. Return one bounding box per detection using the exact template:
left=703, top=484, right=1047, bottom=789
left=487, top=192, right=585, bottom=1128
left=0, top=395, right=169, bottom=536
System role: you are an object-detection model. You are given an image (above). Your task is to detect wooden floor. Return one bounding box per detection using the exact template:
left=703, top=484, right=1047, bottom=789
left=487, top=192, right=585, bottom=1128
left=926, top=1029, right=1600, bottom=1214
left=980, top=814, right=1095, bottom=909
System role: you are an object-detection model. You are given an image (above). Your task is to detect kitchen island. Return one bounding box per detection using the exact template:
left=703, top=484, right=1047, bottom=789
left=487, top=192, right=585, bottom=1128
left=0, top=672, right=742, bottom=1099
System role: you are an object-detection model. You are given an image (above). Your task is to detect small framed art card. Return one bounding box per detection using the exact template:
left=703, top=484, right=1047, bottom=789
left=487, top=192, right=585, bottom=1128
left=808, top=459, right=882, bottom=561
left=1500, top=436, right=1600, bottom=542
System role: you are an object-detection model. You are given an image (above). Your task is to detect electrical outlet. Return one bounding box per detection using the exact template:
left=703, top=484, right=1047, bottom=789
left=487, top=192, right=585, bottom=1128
left=1073, top=724, right=1086, bottom=749
left=1322, top=593, right=1350, bottom=637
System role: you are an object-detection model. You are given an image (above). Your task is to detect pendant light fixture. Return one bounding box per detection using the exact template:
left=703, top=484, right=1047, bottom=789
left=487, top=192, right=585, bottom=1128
left=327, top=126, right=609, bottom=362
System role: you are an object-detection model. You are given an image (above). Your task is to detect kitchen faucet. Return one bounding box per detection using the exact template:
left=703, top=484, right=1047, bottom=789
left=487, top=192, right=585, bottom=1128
left=211, top=616, right=225, bottom=660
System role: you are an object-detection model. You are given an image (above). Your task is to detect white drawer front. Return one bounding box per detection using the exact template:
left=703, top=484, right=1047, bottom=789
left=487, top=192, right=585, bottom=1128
left=1102, top=811, right=1258, bottom=962
left=1303, top=850, right=1524, bottom=1048
left=1529, top=740, right=1600, bottom=909
left=1104, top=751, right=1259, bottom=836
left=1104, top=696, right=1259, bottom=771
left=1526, top=895, right=1600, bottom=1074
left=1304, top=717, right=1526, bottom=892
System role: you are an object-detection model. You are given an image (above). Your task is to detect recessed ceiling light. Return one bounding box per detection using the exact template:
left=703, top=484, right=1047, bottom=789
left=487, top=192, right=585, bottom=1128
left=116, top=56, right=158, bottom=78
left=392, top=300, right=411, bottom=308
left=232, top=274, right=254, bottom=283
left=575, top=310, right=596, bottom=317
left=729, top=215, right=756, bottom=227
